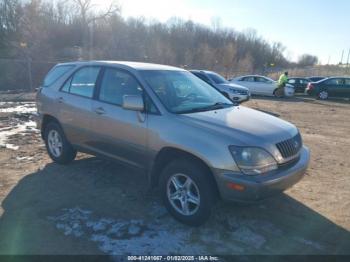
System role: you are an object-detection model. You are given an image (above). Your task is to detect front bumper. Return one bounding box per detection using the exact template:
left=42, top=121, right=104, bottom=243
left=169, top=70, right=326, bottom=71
left=214, top=146, right=310, bottom=202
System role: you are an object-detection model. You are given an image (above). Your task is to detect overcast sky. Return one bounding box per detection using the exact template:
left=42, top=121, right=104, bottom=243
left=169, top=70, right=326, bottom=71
left=97, top=0, right=350, bottom=64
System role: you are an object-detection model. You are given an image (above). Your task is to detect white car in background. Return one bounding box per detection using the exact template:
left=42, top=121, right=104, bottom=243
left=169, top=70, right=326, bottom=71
left=230, top=75, right=295, bottom=97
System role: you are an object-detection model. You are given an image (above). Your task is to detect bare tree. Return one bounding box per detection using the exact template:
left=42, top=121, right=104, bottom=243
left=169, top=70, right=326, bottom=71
left=298, top=54, right=319, bottom=67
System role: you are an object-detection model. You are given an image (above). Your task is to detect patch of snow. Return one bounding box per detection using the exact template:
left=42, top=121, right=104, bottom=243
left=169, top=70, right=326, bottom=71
left=48, top=207, right=205, bottom=255
left=0, top=121, right=37, bottom=150
left=0, top=102, right=36, bottom=113
left=294, top=237, right=323, bottom=250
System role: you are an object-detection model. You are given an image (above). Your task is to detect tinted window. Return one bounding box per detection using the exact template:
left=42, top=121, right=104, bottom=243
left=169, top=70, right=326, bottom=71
left=43, top=65, right=74, bottom=87
left=288, top=79, right=296, bottom=84
left=345, top=79, right=350, bottom=85
left=300, top=79, right=310, bottom=84
left=68, top=67, right=100, bottom=98
left=326, top=78, right=344, bottom=85
left=206, top=72, right=228, bottom=84
left=99, top=68, right=143, bottom=106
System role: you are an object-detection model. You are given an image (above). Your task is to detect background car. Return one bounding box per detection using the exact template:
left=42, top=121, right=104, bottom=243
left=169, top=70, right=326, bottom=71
left=305, top=77, right=350, bottom=100
left=190, top=70, right=250, bottom=103
left=230, top=75, right=295, bottom=97
left=308, top=76, right=326, bottom=82
left=288, top=77, right=311, bottom=93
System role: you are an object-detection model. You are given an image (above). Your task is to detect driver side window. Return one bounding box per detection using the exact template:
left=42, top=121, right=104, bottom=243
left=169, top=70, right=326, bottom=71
left=98, top=68, right=143, bottom=106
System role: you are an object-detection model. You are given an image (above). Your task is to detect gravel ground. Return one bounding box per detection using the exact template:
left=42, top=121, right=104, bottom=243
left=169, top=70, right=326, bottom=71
left=0, top=94, right=349, bottom=255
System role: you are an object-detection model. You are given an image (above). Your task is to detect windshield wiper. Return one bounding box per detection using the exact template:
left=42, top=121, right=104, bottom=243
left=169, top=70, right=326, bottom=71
left=177, top=102, right=233, bottom=114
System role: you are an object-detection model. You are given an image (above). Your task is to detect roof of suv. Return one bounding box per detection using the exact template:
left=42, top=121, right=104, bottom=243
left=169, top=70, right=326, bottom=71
left=56, top=61, right=184, bottom=71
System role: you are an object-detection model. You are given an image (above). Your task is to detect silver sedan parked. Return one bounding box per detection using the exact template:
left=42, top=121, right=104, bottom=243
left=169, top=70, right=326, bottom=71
left=35, top=61, right=310, bottom=226
left=230, top=75, right=295, bottom=97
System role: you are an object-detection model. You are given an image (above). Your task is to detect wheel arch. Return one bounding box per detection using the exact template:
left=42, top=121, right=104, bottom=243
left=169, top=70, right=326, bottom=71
left=149, top=147, right=220, bottom=197
left=41, top=114, right=62, bottom=139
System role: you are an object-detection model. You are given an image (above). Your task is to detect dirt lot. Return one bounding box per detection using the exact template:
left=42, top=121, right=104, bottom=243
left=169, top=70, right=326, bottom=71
left=0, top=93, right=349, bottom=255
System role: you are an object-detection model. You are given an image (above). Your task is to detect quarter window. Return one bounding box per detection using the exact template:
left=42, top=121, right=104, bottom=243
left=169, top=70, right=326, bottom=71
left=43, top=65, right=74, bottom=87
left=99, top=68, right=143, bottom=106
left=243, top=76, right=255, bottom=82
left=256, top=77, right=270, bottom=83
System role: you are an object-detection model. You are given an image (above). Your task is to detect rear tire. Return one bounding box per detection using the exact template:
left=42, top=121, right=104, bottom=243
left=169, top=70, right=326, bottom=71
left=317, top=90, right=329, bottom=100
left=159, top=159, right=216, bottom=226
left=273, top=88, right=284, bottom=98
left=44, top=122, right=77, bottom=164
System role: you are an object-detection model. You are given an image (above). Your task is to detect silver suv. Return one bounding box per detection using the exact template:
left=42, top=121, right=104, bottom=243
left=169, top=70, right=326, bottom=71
left=36, top=61, right=310, bottom=226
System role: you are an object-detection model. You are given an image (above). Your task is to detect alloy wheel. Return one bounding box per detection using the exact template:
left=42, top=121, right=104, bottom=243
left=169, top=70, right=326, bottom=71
left=47, top=129, right=63, bottom=157
left=166, top=173, right=201, bottom=216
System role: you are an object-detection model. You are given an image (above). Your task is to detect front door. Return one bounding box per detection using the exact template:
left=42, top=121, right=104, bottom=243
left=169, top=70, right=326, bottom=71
left=90, top=67, right=149, bottom=169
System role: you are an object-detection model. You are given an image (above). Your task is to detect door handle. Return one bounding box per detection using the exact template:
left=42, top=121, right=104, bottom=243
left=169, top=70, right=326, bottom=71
left=94, top=107, right=106, bottom=115
left=58, top=97, right=64, bottom=104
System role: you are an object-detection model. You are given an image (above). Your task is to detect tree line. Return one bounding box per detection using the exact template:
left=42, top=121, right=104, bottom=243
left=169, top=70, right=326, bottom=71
left=0, top=0, right=319, bottom=90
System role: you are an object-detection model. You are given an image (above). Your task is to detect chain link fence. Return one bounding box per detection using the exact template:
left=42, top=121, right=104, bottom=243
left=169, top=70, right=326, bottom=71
left=1, top=58, right=349, bottom=92
left=0, top=58, right=57, bottom=92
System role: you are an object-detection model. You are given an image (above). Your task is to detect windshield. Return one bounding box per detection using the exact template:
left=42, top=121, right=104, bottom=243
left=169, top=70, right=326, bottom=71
left=141, top=70, right=233, bottom=114
left=206, top=72, right=228, bottom=84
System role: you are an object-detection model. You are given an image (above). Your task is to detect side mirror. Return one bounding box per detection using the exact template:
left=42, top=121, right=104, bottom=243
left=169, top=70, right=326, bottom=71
left=122, top=95, right=144, bottom=111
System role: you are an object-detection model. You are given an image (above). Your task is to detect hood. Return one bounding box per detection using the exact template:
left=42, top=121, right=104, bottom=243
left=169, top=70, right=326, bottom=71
left=179, top=106, right=298, bottom=146
left=218, top=83, right=249, bottom=91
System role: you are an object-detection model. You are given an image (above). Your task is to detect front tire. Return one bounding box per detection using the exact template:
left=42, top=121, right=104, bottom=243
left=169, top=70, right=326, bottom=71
left=44, top=122, right=77, bottom=164
left=160, top=159, right=216, bottom=226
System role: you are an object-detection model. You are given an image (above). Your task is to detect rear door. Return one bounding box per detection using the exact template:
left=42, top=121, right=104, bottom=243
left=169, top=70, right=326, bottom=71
left=58, top=66, right=101, bottom=146
left=89, top=67, right=149, bottom=169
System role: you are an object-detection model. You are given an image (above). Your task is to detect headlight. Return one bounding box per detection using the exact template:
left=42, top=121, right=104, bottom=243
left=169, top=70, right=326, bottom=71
left=229, top=88, right=240, bottom=94
left=229, top=146, right=278, bottom=175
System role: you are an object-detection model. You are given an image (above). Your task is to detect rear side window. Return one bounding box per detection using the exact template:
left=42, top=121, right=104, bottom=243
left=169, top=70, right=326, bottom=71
left=61, top=67, right=101, bottom=98
left=326, top=78, right=344, bottom=85
left=43, top=65, right=74, bottom=87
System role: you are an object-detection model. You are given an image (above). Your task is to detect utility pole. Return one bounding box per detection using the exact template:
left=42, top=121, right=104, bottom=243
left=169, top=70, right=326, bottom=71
left=340, top=50, right=344, bottom=64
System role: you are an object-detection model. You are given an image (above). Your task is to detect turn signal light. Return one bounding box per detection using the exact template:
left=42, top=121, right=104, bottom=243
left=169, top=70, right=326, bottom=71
left=227, top=182, right=245, bottom=191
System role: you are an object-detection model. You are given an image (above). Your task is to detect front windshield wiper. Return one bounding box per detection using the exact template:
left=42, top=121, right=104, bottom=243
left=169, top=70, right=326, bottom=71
left=177, top=102, right=234, bottom=114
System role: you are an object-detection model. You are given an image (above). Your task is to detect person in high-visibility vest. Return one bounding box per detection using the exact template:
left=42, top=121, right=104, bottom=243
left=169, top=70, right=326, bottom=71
left=276, top=71, right=289, bottom=97
left=278, top=71, right=289, bottom=88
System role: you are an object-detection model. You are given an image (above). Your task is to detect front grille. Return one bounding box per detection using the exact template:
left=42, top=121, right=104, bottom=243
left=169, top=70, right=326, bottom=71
left=276, top=133, right=302, bottom=159
left=238, top=90, right=248, bottom=95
